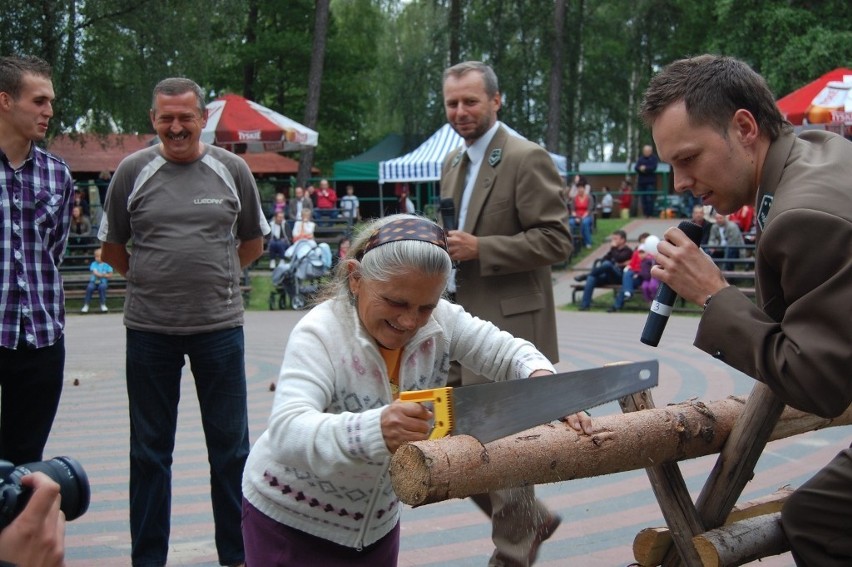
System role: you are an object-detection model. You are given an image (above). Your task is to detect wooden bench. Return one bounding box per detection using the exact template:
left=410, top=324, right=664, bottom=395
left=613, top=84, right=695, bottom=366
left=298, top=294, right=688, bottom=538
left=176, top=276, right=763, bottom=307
left=571, top=281, right=619, bottom=305
left=570, top=241, right=758, bottom=309
left=61, top=235, right=102, bottom=272
left=702, top=243, right=756, bottom=271
left=60, top=235, right=120, bottom=301
left=571, top=281, right=660, bottom=310
left=711, top=242, right=756, bottom=297
left=671, top=270, right=756, bottom=312
left=312, top=216, right=354, bottom=247
left=722, top=270, right=755, bottom=298
left=62, top=273, right=128, bottom=301
left=62, top=268, right=251, bottom=304
left=574, top=273, right=756, bottom=310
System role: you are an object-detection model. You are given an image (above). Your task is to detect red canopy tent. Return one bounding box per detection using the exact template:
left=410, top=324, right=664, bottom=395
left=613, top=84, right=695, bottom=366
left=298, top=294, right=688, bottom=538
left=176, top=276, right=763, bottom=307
left=776, top=67, right=852, bottom=125
left=201, top=94, right=318, bottom=153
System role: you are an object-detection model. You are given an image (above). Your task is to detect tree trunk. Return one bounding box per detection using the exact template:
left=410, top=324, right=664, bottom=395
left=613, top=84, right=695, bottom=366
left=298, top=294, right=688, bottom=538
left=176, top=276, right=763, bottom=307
left=564, top=0, right=585, bottom=168
left=448, top=0, right=462, bottom=66
left=545, top=0, right=566, bottom=153
left=242, top=0, right=259, bottom=102
left=693, top=512, right=788, bottom=567
left=57, top=0, right=77, bottom=135
left=389, top=397, right=852, bottom=506
left=298, top=0, right=330, bottom=186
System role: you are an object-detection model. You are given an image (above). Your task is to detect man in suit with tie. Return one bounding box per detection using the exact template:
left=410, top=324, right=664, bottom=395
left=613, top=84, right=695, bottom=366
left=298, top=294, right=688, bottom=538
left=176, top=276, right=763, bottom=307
left=440, top=61, right=574, bottom=567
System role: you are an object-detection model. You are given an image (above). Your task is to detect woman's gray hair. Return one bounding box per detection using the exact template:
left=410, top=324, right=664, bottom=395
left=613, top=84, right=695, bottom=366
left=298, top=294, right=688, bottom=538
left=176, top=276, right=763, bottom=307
left=317, top=214, right=452, bottom=304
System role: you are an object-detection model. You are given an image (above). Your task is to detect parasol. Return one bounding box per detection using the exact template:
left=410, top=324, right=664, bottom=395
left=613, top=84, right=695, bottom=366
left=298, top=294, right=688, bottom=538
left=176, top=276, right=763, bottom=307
left=776, top=68, right=852, bottom=126
left=201, top=93, right=318, bottom=153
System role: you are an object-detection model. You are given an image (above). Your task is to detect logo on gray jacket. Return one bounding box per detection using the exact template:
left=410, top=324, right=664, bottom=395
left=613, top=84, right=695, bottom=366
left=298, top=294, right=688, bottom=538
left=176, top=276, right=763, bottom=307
left=194, top=198, right=224, bottom=205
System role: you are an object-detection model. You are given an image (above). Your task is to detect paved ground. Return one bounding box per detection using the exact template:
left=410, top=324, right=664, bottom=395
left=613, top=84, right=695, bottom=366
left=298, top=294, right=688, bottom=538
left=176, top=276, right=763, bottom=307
left=50, top=219, right=848, bottom=566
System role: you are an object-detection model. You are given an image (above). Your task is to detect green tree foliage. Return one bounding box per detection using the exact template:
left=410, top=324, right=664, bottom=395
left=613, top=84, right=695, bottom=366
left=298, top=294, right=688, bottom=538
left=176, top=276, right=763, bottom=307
left=369, top=1, right=449, bottom=145
left=2, top=0, right=849, bottom=172
left=709, top=0, right=852, bottom=98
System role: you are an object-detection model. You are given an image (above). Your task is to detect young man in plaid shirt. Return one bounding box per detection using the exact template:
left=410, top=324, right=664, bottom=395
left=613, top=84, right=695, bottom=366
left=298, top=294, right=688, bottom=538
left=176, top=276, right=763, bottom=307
left=0, top=54, right=74, bottom=466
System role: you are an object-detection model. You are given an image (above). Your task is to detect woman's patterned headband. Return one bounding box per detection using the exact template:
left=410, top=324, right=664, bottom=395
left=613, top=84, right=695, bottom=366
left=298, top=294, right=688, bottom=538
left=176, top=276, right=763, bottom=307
left=358, top=217, right=449, bottom=259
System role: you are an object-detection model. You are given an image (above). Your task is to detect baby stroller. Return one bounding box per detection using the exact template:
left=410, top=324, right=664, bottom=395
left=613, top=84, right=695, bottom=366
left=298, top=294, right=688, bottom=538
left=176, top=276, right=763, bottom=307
left=269, top=239, right=332, bottom=310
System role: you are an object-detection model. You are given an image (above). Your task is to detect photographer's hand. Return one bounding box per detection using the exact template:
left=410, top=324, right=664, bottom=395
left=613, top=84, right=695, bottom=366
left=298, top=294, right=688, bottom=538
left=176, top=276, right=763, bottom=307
left=0, top=472, right=65, bottom=567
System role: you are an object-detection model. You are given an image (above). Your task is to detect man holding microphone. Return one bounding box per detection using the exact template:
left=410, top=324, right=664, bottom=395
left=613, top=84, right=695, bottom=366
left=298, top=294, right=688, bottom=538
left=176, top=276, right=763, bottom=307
left=641, top=54, right=851, bottom=566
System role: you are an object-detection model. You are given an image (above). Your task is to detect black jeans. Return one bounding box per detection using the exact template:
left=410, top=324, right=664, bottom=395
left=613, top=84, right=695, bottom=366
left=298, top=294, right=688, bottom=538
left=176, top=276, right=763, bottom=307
left=0, top=337, right=65, bottom=464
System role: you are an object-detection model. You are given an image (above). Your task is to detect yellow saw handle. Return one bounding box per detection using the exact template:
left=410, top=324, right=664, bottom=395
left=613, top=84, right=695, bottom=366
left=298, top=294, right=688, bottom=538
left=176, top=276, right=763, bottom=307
left=399, top=387, right=453, bottom=439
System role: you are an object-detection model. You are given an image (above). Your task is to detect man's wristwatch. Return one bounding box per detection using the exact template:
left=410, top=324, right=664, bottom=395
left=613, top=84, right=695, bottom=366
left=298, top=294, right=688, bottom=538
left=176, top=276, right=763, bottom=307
left=703, top=294, right=713, bottom=311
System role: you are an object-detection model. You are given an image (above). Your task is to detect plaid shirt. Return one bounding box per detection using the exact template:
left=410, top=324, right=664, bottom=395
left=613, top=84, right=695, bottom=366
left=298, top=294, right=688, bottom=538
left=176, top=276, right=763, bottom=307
left=1, top=144, right=74, bottom=349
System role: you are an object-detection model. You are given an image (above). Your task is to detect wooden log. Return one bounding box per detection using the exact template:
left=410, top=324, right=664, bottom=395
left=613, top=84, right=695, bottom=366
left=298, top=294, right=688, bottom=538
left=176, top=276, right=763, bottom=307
left=633, top=487, right=794, bottom=566
left=662, top=383, right=785, bottom=567
left=621, top=390, right=705, bottom=567
left=692, top=512, right=788, bottom=567
left=634, top=527, right=678, bottom=567
left=695, top=383, right=786, bottom=531
left=389, top=398, right=852, bottom=506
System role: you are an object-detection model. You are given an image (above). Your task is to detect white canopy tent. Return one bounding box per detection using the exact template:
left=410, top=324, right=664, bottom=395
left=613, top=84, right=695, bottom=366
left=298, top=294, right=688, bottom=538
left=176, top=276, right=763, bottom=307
left=379, top=123, right=567, bottom=184
left=377, top=123, right=567, bottom=215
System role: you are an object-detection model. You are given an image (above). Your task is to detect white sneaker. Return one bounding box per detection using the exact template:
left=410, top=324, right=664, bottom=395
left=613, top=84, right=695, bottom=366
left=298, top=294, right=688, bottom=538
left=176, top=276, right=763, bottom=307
left=624, top=292, right=632, bottom=300
left=81, top=305, right=89, bottom=313
left=270, top=259, right=276, bottom=269
left=100, top=304, right=109, bottom=313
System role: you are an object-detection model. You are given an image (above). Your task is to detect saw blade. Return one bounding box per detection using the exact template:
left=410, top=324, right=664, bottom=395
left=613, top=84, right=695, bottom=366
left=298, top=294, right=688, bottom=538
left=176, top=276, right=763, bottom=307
left=451, top=359, right=658, bottom=444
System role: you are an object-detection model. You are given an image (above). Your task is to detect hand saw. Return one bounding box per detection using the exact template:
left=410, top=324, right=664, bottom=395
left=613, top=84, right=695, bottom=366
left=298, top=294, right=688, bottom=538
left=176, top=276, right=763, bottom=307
left=399, top=359, right=657, bottom=444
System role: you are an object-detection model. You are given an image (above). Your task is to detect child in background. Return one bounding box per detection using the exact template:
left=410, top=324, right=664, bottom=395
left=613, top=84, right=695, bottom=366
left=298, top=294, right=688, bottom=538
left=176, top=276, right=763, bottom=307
left=609, top=234, right=658, bottom=312
left=337, top=236, right=351, bottom=261
left=625, top=232, right=650, bottom=275
left=81, top=248, right=113, bottom=313
left=272, top=192, right=287, bottom=216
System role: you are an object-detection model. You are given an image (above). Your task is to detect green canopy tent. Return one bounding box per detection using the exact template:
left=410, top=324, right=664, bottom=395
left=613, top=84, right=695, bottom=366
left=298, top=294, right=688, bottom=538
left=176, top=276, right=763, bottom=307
left=332, top=133, right=404, bottom=181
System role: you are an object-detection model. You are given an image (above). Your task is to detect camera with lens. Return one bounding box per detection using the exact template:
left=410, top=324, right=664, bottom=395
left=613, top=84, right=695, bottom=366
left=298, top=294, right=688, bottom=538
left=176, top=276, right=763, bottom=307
left=0, top=456, right=90, bottom=531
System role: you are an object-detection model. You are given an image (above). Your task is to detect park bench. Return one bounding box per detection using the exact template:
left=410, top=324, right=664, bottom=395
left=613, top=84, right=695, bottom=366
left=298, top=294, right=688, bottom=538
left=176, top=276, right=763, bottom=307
left=705, top=242, right=756, bottom=297
left=62, top=273, right=128, bottom=301
left=62, top=270, right=252, bottom=305
left=572, top=242, right=757, bottom=310
left=312, top=215, right=354, bottom=245
left=60, top=234, right=252, bottom=306
left=61, top=234, right=102, bottom=273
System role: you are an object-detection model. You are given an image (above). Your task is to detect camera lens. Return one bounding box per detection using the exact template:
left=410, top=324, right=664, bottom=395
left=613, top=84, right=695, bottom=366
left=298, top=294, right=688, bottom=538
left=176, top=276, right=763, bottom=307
left=10, top=456, right=91, bottom=521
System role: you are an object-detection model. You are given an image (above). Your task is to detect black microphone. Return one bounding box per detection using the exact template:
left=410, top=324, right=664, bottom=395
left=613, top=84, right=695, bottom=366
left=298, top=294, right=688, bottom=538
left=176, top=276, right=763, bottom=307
left=440, top=198, right=456, bottom=231
left=640, top=220, right=704, bottom=347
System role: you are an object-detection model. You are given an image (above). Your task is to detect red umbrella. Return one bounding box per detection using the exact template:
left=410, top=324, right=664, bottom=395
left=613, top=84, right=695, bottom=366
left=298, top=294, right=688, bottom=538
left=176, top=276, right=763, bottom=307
left=201, top=94, right=319, bottom=152
left=776, top=68, right=852, bottom=125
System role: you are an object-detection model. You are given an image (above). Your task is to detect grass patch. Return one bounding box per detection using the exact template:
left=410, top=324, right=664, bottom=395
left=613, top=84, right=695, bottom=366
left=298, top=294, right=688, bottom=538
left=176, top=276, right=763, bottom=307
left=244, top=270, right=332, bottom=311
left=246, top=270, right=276, bottom=310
